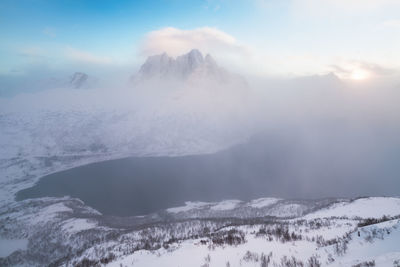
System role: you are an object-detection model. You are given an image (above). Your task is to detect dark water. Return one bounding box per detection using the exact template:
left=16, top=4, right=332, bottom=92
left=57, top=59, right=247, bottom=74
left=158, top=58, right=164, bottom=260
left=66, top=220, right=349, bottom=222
left=16, top=129, right=400, bottom=216
left=16, top=151, right=274, bottom=216
left=16, top=136, right=301, bottom=216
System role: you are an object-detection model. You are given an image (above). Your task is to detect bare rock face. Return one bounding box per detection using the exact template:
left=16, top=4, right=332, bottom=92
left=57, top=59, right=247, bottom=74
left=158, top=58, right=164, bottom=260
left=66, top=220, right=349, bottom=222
left=130, top=49, right=246, bottom=87
left=133, top=49, right=208, bottom=81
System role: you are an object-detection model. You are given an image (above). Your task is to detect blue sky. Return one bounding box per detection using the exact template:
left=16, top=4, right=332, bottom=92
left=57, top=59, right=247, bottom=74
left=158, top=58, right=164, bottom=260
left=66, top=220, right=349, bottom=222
left=0, top=0, right=254, bottom=67
left=1, top=0, right=400, bottom=84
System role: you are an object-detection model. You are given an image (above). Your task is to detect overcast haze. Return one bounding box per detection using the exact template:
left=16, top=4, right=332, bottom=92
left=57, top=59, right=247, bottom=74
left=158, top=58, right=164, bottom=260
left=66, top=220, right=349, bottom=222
left=1, top=0, right=400, bottom=91
left=1, top=0, right=400, bottom=199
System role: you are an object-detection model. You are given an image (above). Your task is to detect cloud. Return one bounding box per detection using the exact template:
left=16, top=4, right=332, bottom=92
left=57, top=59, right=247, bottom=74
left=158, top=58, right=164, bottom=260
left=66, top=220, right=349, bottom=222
left=329, top=60, right=395, bottom=80
left=139, top=27, right=253, bottom=75
left=291, top=0, right=400, bottom=15
left=138, top=26, right=399, bottom=78
left=381, top=19, right=400, bottom=29
left=203, top=0, right=221, bottom=12
left=65, top=47, right=112, bottom=64
left=256, top=0, right=400, bottom=13
left=139, top=27, right=248, bottom=58
left=43, top=27, right=56, bottom=38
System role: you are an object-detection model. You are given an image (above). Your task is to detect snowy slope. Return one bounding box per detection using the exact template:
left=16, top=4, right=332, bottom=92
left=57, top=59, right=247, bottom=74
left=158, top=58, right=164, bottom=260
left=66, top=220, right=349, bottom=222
left=331, top=220, right=400, bottom=266
left=211, top=200, right=242, bottom=211
left=1, top=194, right=400, bottom=266
left=167, top=202, right=210, bottom=213
left=304, top=197, right=400, bottom=220
left=249, top=198, right=281, bottom=208
left=105, top=198, right=400, bottom=267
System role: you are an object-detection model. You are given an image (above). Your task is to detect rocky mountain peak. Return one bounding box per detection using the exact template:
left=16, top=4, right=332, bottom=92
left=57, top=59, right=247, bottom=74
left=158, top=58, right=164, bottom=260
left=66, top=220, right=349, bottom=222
left=205, top=54, right=216, bottom=66
left=69, top=72, right=89, bottom=89
left=176, top=49, right=204, bottom=70
left=133, top=49, right=222, bottom=82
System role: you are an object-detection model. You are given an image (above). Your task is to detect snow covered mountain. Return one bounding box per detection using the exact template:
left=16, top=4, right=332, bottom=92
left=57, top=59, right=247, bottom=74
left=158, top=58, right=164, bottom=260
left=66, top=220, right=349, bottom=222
left=1, top=196, right=399, bottom=266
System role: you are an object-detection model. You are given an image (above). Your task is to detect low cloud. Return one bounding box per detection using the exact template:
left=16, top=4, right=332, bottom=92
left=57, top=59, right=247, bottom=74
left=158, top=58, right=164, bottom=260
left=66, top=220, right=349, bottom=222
left=256, top=0, right=400, bottom=14
left=329, top=61, right=396, bottom=80
left=381, top=19, right=400, bottom=29
left=291, top=0, right=400, bottom=15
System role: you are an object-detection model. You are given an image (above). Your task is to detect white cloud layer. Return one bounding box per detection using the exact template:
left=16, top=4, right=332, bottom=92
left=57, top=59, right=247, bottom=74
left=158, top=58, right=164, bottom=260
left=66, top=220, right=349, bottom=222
left=329, top=60, right=396, bottom=80
left=291, top=0, right=400, bottom=14
left=381, top=19, right=400, bottom=29
left=139, top=27, right=249, bottom=65
left=138, top=26, right=399, bottom=78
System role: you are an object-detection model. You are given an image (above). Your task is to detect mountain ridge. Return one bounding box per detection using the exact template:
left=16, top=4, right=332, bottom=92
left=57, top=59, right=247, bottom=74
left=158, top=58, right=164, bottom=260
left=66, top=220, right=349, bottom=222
left=130, top=49, right=247, bottom=87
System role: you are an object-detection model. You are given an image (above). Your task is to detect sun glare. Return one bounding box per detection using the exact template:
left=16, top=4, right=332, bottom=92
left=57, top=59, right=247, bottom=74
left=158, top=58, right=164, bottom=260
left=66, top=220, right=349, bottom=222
left=350, top=68, right=370, bottom=80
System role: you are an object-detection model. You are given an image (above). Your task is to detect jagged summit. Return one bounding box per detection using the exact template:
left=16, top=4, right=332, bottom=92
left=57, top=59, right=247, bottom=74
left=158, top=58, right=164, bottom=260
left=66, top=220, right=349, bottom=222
left=205, top=53, right=216, bottom=66
left=69, top=72, right=89, bottom=89
left=26, top=72, right=93, bottom=91
left=176, top=49, right=205, bottom=73
left=131, top=49, right=228, bottom=83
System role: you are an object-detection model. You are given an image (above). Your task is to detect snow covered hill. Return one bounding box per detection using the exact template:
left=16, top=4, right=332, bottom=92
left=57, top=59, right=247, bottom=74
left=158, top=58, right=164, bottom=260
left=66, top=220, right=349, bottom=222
left=1, top=196, right=399, bottom=266
left=108, top=218, right=400, bottom=267
left=93, top=197, right=400, bottom=267
left=303, top=197, right=400, bottom=220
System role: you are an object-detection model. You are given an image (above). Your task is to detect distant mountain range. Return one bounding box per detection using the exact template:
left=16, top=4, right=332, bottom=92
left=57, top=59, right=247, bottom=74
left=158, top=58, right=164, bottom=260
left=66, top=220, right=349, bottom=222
left=20, top=71, right=95, bottom=92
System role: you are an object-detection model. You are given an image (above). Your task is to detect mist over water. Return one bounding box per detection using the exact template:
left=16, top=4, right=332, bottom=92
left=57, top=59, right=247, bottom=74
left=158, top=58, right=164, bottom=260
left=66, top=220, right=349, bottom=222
left=5, top=50, right=400, bottom=216
left=17, top=117, right=400, bottom=216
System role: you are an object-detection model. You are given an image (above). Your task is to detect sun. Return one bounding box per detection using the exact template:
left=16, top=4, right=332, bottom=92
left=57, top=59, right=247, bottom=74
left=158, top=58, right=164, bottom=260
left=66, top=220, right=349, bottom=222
left=350, top=68, right=370, bottom=80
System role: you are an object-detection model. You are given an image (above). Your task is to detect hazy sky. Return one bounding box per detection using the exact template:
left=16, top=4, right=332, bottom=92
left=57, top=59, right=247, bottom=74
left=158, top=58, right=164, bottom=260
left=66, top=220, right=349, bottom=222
left=1, top=0, right=400, bottom=200
left=1, top=0, right=400, bottom=80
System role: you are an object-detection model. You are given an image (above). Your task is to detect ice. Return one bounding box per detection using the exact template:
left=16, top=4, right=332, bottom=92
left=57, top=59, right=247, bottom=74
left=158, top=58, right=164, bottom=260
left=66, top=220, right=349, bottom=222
left=167, top=201, right=210, bottom=213
left=211, top=200, right=242, bottom=211
left=0, top=239, right=28, bottom=257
